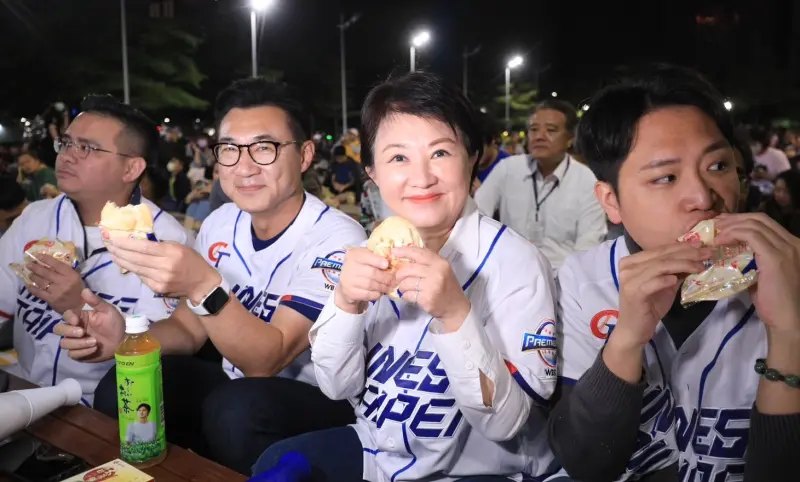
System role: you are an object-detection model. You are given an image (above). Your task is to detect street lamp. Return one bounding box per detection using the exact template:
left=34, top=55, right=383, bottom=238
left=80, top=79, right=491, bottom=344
left=724, top=100, right=733, bottom=111
left=505, top=55, right=523, bottom=130
left=339, top=13, right=360, bottom=133
left=250, top=0, right=275, bottom=77
left=551, top=91, right=558, bottom=98
left=410, top=30, right=430, bottom=72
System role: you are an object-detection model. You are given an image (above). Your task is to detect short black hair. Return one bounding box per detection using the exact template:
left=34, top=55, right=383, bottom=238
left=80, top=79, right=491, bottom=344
left=531, top=99, right=578, bottom=134
left=748, top=126, right=771, bottom=150
left=136, top=403, right=151, bottom=412
left=576, top=64, right=736, bottom=192
left=332, top=145, right=347, bottom=157
left=480, top=114, right=502, bottom=146
left=0, top=176, right=26, bottom=211
left=214, top=77, right=310, bottom=143
left=19, top=145, right=45, bottom=162
left=80, top=94, right=159, bottom=166
left=360, top=71, right=483, bottom=172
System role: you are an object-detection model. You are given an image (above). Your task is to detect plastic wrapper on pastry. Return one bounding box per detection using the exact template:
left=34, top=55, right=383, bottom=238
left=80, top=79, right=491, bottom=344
left=100, top=228, right=157, bottom=274
left=679, top=220, right=758, bottom=306
left=9, top=238, right=80, bottom=286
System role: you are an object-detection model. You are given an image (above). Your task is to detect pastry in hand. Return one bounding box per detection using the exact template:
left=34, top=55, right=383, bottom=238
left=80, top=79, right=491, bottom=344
left=100, top=202, right=155, bottom=273
left=366, top=216, right=424, bottom=299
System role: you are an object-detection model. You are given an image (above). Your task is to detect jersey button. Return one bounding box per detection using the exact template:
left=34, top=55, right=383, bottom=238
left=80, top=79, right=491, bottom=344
left=387, top=437, right=396, bottom=448
left=466, top=361, right=474, bottom=370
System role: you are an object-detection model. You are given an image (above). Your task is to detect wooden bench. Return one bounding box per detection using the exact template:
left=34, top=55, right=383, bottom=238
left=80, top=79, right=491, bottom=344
left=7, top=375, right=246, bottom=482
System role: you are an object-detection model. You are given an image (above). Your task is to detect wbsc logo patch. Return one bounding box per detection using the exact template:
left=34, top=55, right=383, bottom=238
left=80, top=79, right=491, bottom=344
left=154, top=294, right=181, bottom=312
left=522, top=319, right=557, bottom=368
left=311, top=250, right=345, bottom=289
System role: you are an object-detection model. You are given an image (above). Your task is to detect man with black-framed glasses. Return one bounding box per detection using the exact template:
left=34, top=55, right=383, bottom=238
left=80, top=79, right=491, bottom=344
left=58, top=78, right=367, bottom=474
left=0, top=94, right=188, bottom=406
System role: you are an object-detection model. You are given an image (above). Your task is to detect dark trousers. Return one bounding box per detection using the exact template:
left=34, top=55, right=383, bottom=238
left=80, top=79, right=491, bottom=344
left=254, top=426, right=517, bottom=482
left=94, top=355, right=355, bottom=475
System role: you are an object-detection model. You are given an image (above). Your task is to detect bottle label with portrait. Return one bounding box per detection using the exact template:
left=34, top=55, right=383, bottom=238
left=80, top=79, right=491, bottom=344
left=115, top=350, right=166, bottom=463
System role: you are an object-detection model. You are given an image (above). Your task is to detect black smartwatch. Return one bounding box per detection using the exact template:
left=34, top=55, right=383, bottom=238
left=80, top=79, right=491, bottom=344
left=187, top=277, right=231, bottom=316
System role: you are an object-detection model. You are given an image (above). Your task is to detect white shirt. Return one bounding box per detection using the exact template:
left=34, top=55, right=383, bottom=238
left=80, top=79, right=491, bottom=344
left=0, top=193, right=188, bottom=406
left=310, top=198, right=558, bottom=482
left=754, top=147, right=791, bottom=179
left=194, top=194, right=366, bottom=383
left=125, top=421, right=157, bottom=444
left=474, top=154, right=607, bottom=269
left=558, top=237, right=767, bottom=480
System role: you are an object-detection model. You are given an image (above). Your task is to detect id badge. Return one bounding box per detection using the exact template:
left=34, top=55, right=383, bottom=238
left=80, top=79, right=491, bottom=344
left=528, top=218, right=545, bottom=244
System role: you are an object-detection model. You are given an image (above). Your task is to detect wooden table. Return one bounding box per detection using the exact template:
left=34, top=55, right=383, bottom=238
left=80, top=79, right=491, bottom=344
left=7, top=375, right=246, bottom=482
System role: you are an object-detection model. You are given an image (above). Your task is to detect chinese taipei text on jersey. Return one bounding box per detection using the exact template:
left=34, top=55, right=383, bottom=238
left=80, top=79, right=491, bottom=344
left=0, top=193, right=188, bottom=406
left=557, top=236, right=767, bottom=481
left=312, top=199, right=559, bottom=482
left=194, top=194, right=366, bottom=382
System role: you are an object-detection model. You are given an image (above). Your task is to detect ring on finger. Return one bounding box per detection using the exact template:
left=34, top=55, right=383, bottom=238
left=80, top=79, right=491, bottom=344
left=45, top=282, right=52, bottom=292
left=415, top=277, right=421, bottom=292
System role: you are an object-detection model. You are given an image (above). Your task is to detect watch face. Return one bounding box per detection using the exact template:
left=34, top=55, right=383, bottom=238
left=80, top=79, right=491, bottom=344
left=203, top=287, right=230, bottom=315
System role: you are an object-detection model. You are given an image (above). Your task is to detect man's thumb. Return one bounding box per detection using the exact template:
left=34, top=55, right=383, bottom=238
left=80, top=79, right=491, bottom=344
left=81, top=288, right=107, bottom=310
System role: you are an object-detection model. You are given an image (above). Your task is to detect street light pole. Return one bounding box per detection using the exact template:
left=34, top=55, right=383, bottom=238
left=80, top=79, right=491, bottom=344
left=409, top=30, right=430, bottom=73
left=504, top=55, right=524, bottom=130
left=505, top=67, right=511, bottom=130
left=120, top=0, right=130, bottom=104
left=338, top=13, right=360, bottom=133
left=250, top=10, right=258, bottom=77
left=462, top=45, right=481, bottom=98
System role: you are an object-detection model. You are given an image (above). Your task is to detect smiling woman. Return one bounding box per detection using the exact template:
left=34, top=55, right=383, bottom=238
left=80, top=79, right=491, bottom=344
left=251, top=72, right=561, bottom=481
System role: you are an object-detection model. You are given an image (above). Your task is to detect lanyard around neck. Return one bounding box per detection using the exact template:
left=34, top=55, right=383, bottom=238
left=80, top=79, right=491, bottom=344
left=531, top=158, right=570, bottom=222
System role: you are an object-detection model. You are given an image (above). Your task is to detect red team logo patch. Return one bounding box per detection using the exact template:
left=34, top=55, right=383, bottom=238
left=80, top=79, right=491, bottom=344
left=207, top=242, right=230, bottom=267
left=590, top=310, right=619, bottom=339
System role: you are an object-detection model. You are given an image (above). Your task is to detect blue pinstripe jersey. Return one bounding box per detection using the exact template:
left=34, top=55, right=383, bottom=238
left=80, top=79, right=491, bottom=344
left=194, top=194, right=366, bottom=382
left=558, top=237, right=766, bottom=481
left=0, top=194, right=188, bottom=406
left=312, top=199, right=558, bottom=482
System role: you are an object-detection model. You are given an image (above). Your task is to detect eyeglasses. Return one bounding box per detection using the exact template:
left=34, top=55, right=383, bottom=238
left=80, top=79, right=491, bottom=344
left=212, top=140, right=297, bottom=167
left=54, top=138, right=134, bottom=160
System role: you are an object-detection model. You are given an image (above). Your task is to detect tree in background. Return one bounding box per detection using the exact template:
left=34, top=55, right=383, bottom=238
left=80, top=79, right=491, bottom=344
left=490, top=82, right=538, bottom=130
left=67, top=20, right=208, bottom=112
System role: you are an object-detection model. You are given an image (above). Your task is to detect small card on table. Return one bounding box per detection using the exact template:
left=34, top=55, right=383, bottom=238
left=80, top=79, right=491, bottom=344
left=61, top=459, right=154, bottom=482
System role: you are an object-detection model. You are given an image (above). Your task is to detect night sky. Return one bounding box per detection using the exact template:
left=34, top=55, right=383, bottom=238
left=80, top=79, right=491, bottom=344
left=0, top=0, right=796, bottom=130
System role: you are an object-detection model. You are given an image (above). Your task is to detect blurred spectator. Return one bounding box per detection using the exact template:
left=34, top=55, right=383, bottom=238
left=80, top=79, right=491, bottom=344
left=360, top=178, right=393, bottom=235
left=0, top=176, right=27, bottom=237
left=165, top=156, right=191, bottom=212
left=750, top=126, right=791, bottom=181
left=326, top=144, right=360, bottom=206
left=184, top=164, right=218, bottom=231
left=140, top=164, right=171, bottom=208
left=763, top=169, right=800, bottom=237
left=209, top=178, right=232, bottom=212
left=189, top=135, right=215, bottom=168
left=751, top=165, right=775, bottom=197
left=343, top=128, right=361, bottom=163
left=17, top=147, right=58, bottom=201
left=472, top=117, right=509, bottom=193
left=734, top=141, right=762, bottom=213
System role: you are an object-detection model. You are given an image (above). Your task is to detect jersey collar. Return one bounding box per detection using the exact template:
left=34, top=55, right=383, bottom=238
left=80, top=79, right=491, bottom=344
left=439, top=197, right=481, bottom=261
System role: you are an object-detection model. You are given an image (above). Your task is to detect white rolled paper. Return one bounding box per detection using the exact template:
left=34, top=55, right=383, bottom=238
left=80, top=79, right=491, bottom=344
left=0, top=378, right=82, bottom=440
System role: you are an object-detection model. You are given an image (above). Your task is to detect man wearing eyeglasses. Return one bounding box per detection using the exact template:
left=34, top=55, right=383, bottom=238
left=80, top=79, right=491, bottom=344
left=0, top=94, right=188, bottom=405
left=56, top=78, right=367, bottom=474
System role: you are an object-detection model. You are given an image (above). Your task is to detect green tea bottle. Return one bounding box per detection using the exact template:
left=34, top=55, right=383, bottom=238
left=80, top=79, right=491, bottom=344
left=115, top=314, right=167, bottom=468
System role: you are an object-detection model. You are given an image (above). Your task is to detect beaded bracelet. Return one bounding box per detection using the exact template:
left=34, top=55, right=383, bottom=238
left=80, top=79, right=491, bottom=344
left=754, top=358, right=800, bottom=388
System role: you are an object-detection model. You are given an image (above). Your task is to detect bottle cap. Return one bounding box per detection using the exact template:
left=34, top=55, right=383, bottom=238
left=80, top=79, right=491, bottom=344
left=125, top=314, right=149, bottom=334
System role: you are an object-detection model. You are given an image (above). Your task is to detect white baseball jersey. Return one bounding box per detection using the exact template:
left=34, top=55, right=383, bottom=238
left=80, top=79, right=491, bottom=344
left=310, top=199, right=559, bottom=482
left=0, top=193, right=188, bottom=406
left=194, top=194, right=366, bottom=383
left=558, top=236, right=767, bottom=481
